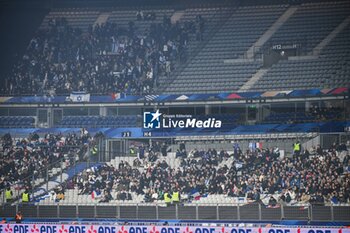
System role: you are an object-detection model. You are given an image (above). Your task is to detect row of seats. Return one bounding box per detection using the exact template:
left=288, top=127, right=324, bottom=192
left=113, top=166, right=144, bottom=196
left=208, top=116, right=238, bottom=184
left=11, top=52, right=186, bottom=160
left=56, top=115, right=140, bottom=128
left=0, top=116, right=35, bottom=128
left=108, top=9, right=174, bottom=34
left=40, top=10, right=100, bottom=31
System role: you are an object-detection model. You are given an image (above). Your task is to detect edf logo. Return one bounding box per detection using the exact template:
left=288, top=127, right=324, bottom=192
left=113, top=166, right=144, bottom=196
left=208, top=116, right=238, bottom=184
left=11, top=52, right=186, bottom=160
left=143, top=110, right=162, bottom=129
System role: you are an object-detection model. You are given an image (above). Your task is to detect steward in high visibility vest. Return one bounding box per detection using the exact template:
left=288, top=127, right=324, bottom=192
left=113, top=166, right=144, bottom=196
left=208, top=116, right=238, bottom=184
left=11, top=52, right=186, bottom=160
left=91, top=145, right=98, bottom=155
left=22, top=190, right=29, bottom=203
left=164, top=192, right=172, bottom=206
left=293, top=141, right=301, bottom=157
left=172, top=191, right=180, bottom=204
left=5, top=187, right=13, bottom=203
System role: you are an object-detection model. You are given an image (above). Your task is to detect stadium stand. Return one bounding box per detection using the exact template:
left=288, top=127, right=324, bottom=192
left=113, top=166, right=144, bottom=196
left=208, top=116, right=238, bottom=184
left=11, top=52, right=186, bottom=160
left=37, top=141, right=350, bottom=206
left=4, top=9, right=195, bottom=95
left=0, top=0, right=349, bottom=222
left=0, top=132, right=93, bottom=205
left=267, top=1, right=350, bottom=54
left=252, top=25, right=350, bottom=90
left=2, top=2, right=350, bottom=95
left=163, top=5, right=289, bottom=94
left=251, top=1, right=350, bottom=91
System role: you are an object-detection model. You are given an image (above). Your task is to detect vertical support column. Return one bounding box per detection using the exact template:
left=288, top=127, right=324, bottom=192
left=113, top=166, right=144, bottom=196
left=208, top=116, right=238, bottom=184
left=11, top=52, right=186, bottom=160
left=1, top=192, right=4, bottom=206
left=100, top=106, right=107, bottom=117
left=47, top=108, right=53, bottom=128
left=331, top=204, right=334, bottom=221
left=156, top=204, right=159, bottom=220
left=36, top=205, right=39, bottom=218
left=308, top=204, right=313, bottom=221
left=94, top=204, right=97, bottom=219
left=136, top=204, right=139, bottom=219
left=237, top=204, right=240, bottom=220
left=205, top=104, right=211, bottom=115
left=57, top=204, right=60, bottom=218
left=46, top=167, right=49, bottom=192
left=258, top=204, right=262, bottom=220
left=281, top=204, right=284, bottom=220
left=196, top=204, right=199, bottom=220
left=117, top=206, right=120, bottom=219
left=60, top=158, right=63, bottom=183
left=175, top=204, right=178, bottom=220
left=216, top=204, right=219, bottom=220
left=76, top=204, right=79, bottom=218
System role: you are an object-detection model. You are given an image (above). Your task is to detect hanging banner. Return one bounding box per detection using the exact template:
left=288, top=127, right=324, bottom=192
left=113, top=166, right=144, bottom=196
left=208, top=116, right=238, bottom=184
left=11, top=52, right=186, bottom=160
left=0, top=224, right=348, bottom=233
left=69, top=91, right=90, bottom=102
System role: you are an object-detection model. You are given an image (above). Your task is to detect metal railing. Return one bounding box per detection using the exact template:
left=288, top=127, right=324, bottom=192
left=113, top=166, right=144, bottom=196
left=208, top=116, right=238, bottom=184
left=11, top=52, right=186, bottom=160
left=1, top=203, right=349, bottom=221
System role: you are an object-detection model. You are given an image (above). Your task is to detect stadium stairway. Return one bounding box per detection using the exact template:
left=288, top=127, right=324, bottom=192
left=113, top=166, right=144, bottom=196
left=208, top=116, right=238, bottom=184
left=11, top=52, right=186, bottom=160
left=240, top=6, right=299, bottom=92
left=170, top=10, right=185, bottom=24
left=245, top=5, right=299, bottom=59
left=311, top=15, right=350, bottom=56
left=239, top=68, right=269, bottom=92
left=33, top=162, right=102, bottom=203
left=93, top=11, right=111, bottom=27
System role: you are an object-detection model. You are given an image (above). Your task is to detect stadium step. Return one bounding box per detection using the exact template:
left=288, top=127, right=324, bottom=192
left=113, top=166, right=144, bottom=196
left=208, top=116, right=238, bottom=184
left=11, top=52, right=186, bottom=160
left=171, top=10, right=185, bottom=24
left=94, top=11, right=111, bottom=27
left=239, top=68, right=269, bottom=92
left=311, top=15, right=350, bottom=56
left=245, top=5, right=298, bottom=59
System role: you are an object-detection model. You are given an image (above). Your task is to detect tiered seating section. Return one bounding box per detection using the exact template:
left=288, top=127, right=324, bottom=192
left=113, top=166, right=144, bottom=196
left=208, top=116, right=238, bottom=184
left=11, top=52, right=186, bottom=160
left=252, top=1, right=350, bottom=91
left=164, top=5, right=288, bottom=94
left=4, top=7, right=195, bottom=96
left=0, top=132, right=89, bottom=205
left=268, top=1, right=350, bottom=54
left=39, top=142, right=350, bottom=206
left=2, top=2, right=350, bottom=95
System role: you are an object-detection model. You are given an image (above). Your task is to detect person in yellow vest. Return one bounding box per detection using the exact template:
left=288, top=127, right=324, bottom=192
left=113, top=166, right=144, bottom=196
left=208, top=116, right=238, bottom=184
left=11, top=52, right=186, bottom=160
left=91, top=145, right=98, bottom=156
left=172, top=189, right=180, bottom=205
left=163, top=191, right=172, bottom=207
left=5, top=187, right=13, bottom=203
left=293, top=141, right=301, bottom=158
left=91, top=145, right=98, bottom=162
left=22, top=189, right=30, bottom=204
left=130, top=147, right=136, bottom=156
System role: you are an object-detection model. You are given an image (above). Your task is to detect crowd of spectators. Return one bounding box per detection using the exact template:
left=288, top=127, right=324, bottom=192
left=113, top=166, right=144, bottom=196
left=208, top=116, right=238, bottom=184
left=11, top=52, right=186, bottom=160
left=309, top=104, right=344, bottom=121
left=0, top=130, right=92, bottom=200
left=3, top=12, right=201, bottom=96
left=66, top=141, right=350, bottom=205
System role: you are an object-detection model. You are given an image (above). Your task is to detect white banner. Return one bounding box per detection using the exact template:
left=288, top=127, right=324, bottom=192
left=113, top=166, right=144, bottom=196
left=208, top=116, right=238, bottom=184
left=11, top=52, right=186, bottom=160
left=69, top=92, right=90, bottom=102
